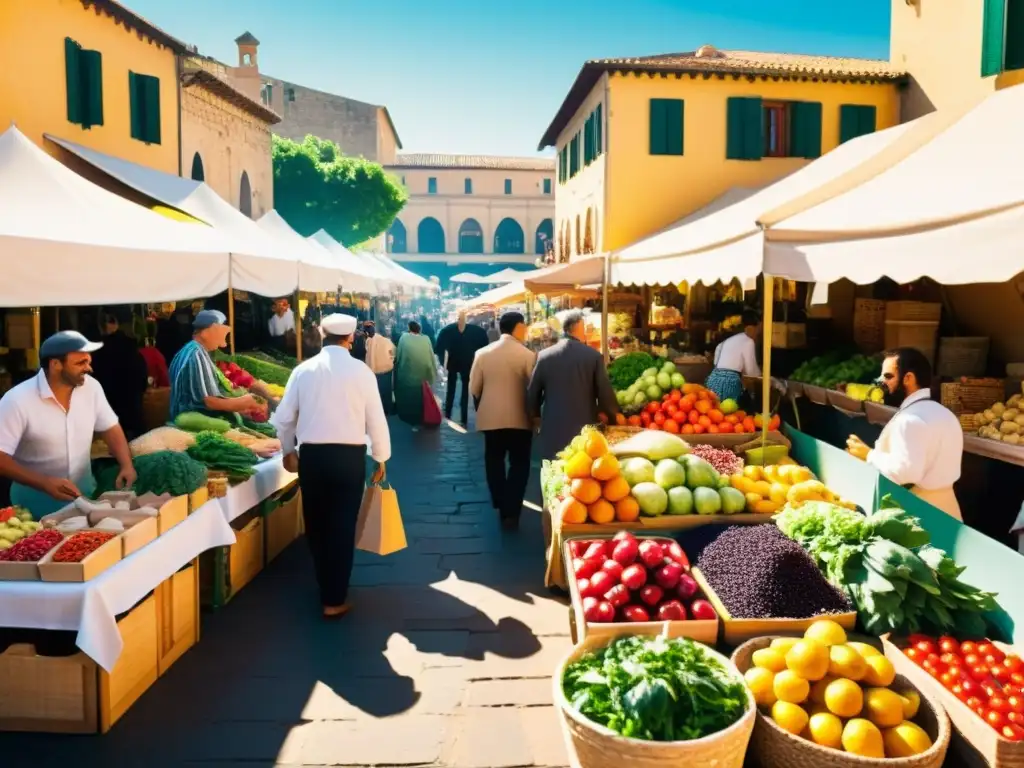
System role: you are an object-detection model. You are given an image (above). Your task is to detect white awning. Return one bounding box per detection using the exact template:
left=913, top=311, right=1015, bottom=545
left=48, top=134, right=301, bottom=297
left=362, top=250, right=434, bottom=292
left=483, top=267, right=533, bottom=283
left=461, top=281, right=527, bottom=309
left=0, top=125, right=231, bottom=306
left=308, top=230, right=380, bottom=294
left=764, top=84, right=1024, bottom=285
left=522, top=256, right=605, bottom=292
left=450, top=272, right=486, bottom=284
left=256, top=210, right=342, bottom=293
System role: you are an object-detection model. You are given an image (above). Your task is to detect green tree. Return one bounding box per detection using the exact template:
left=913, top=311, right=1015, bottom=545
left=272, top=134, right=407, bottom=246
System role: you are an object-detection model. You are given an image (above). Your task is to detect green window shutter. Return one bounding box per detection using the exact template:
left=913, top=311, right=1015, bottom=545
left=80, top=49, right=103, bottom=128
left=129, top=72, right=144, bottom=140
left=858, top=105, right=876, bottom=137
left=570, top=134, right=580, bottom=176
left=839, top=105, right=876, bottom=144
left=584, top=113, right=593, bottom=164
left=726, top=97, right=763, bottom=160
left=543, top=178, right=552, bottom=194
left=142, top=75, right=161, bottom=144
left=595, top=103, right=603, bottom=155
left=665, top=99, right=684, bottom=155
left=981, top=0, right=1007, bottom=76
left=1004, top=0, right=1024, bottom=70
left=790, top=101, right=822, bottom=159
left=64, top=38, right=83, bottom=125
left=649, top=99, right=667, bottom=154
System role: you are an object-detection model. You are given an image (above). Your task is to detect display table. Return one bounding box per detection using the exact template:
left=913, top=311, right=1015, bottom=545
left=217, top=454, right=297, bottom=523
left=0, top=498, right=234, bottom=672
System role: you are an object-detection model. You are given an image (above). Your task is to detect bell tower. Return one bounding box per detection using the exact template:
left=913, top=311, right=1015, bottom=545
left=232, top=31, right=262, bottom=102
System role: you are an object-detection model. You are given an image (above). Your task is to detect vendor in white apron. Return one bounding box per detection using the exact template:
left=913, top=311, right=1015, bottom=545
left=0, top=331, right=137, bottom=518
left=846, top=347, right=963, bottom=520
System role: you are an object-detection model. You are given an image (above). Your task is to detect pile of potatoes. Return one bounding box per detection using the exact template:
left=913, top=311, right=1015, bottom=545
left=972, top=390, right=1024, bottom=445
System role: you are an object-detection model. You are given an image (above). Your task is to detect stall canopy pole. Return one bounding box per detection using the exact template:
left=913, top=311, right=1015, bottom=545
left=294, top=290, right=303, bottom=363
left=760, top=275, right=775, bottom=451
left=601, top=253, right=610, bottom=364
left=227, top=262, right=236, bottom=357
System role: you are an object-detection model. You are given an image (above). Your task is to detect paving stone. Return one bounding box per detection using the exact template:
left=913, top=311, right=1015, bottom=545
left=301, top=669, right=464, bottom=719
left=520, top=707, right=572, bottom=767
left=464, top=678, right=553, bottom=707
left=405, top=522, right=482, bottom=538
left=461, top=634, right=572, bottom=679
left=442, top=709, right=533, bottom=768
left=297, top=715, right=447, bottom=765
left=414, top=537, right=500, bottom=555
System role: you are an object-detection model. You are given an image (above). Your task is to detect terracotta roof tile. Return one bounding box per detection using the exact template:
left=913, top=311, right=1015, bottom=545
left=181, top=62, right=281, bottom=125
left=79, top=0, right=190, bottom=55
left=388, top=153, right=555, bottom=171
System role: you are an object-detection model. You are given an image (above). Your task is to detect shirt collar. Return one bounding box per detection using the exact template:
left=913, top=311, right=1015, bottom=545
left=899, top=389, right=931, bottom=410
left=36, top=370, right=54, bottom=401
left=323, top=345, right=351, bottom=357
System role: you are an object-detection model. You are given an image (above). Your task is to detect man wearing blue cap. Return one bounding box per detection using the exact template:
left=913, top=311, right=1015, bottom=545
left=167, top=310, right=261, bottom=421
left=0, top=331, right=136, bottom=516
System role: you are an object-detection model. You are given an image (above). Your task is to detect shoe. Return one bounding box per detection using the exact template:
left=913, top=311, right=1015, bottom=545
left=323, top=603, right=352, bottom=619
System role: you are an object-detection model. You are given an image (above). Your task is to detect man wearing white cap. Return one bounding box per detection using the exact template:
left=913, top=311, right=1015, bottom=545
left=271, top=312, right=392, bottom=619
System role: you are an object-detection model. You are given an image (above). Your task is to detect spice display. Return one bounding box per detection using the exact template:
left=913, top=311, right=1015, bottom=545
left=0, top=529, right=63, bottom=561
left=52, top=531, right=116, bottom=563
left=0, top=509, right=41, bottom=548
left=689, top=525, right=852, bottom=619
left=688, top=443, right=744, bottom=476
left=563, top=634, right=748, bottom=741
left=776, top=497, right=1000, bottom=636
left=186, top=431, right=259, bottom=481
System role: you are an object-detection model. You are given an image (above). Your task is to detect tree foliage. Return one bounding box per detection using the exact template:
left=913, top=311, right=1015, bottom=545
left=272, top=134, right=407, bottom=247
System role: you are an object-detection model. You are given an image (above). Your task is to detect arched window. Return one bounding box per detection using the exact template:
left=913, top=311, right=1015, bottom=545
left=560, top=221, right=570, bottom=262
left=239, top=171, right=252, bottom=218
left=417, top=217, right=446, bottom=254
left=494, top=218, right=525, bottom=255
left=457, top=218, right=484, bottom=254
left=387, top=219, right=407, bottom=254
left=190, top=152, right=205, bottom=182
left=583, top=209, right=594, bottom=254
left=534, top=218, right=553, bottom=255
left=574, top=215, right=581, bottom=256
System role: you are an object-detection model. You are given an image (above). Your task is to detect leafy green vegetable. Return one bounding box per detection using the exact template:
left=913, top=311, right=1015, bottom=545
left=608, top=352, right=657, bottom=391
left=174, top=412, right=233, bottom=433
left=540, top=460, right=567, bottom=509
left=562, top=635, right=748, bottom=742
left=187, top=431, right=259, bottom=479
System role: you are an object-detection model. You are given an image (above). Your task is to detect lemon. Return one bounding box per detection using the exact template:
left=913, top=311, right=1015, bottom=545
left=804, top=619, right=847, bottom=647
left=883, top=720, right=934, bottom=757
left=752, top=648, right=788, bottom=673
left=842, top=718, right=885, bottom=758
left=897, top=690, right=921, bottom=719
left=771, top=701, right=809, bottom=735
left=862, top=655, right=896, bottom=687
left=770, top=637, right=800, bottom=655
left=828, top=644, right=868, bottom=681
left=824, top=677, right=864, bottom=718
left=808, top=711, right=844, bottom=749
left=864, top=688, right=905, bottom=728
left=774, top=669, right=811, bottom=704
left=847, top=641, right=881, bottom=659
left=809, top=675, right=837, bottom=704
left=786, top=639, right=830, bottom=681
left=744, top=667, right=777, bottom=708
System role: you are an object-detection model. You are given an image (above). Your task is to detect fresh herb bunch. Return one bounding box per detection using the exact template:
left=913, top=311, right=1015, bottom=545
left=187, top=431, right=259, bottom=479
left=540, top=459, right=566, bottom=509
left=608, top=352, right=657, bottom=391
left=776, top=497, right=1000, bottom=638
left=95, top=450, right=208, bottom=497
left=562, top=635, right=748, bottom=742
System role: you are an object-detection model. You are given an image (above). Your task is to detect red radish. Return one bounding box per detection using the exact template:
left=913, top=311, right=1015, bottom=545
left=676, top=572, right=699, bottom=601
left=612, top=531, right=637, bottom=544
left=611, top=537, right=639, bottom=566
left=657, top=600, right=687, bottom=621
left=577, top=577, right=594, bottom=598
left=621, top=564, right=647, bottom=591
left=593, top=601, right=616, bottom=623
left=664, top=541, right=691, bottom=569
left=601, top=559, right=624, bottom=582
left=638, top=540, right=665, bottom=568
left=690, top=599, right=718, bottom=621
left=655, top=561, right=683, bottom=590
left=639, top=585, right=664, bottom=607
left=589, top=570, right=615, bottom=597
left=623, top=605, right=651, bottom=622
left=583, top=542, right=607, bottom=561
left=581, top=596, right=600, bottom=620
left=573, top=557, right=600, bottom=580
left=605, top=584, right=630, bottom=608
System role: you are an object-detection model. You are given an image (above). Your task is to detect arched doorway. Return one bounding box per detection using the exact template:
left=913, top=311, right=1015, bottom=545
left=575, top=215, right=581, bottom=256
left=387, top=219, right=407, bottom=253
left=239, top=171, right=252, bottom=218
left=417, top=217, right=446, bottom=254
left=583, top=209, right=594, bottom=254
left=494, top=217, right=525, bottom=254
left=457, top=218, right=484, bottom=254
left=190, top=152, right=205, bottom=182
left=534, top=218, right=553, bottom=255
left=560, top=221, right=570, bottom=261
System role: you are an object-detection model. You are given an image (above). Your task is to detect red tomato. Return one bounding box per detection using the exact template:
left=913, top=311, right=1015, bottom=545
left=1012, top=673, right=1024, bottom=687
left=987, top=710, right=1008, bottom=729
left=1003, top=724, right=1024, bottom=742
left=940, top=652, right=962, bottom=667
left=1009, top=712, right=1024, bottom=726
left=961, top=641, right=979, bottom=656
left=993, top=665, right=1012, bottom=683
left=980, top=643, right=1005, bottom=661
left=951, top=684, right=966, bottom=701
left=1006, top=655, right=1024, bottom=674
left=641, top=412, right=652, bottom=426
left=916, top=640, right=938, bottom=655
left=939, top=636, right=961, bottom=655
left=970, top=665, right=992, bottom=681
left=962, top=678, right=982, bottom=697
left=984, top=682, right=1003, bottom=699
left=964, top=653, right=982, bottom=667
left=905, top=647, right=922, bottom=663
left=940, top=671, right=958, bottom=688
left=1009, top=696, right=1024, bottom=714
left=670, top=389, right=682, bottom=402
left=648, top=422, right=662, bottom=430
left=663, top=418, right=680, bottom=434
left=990, top=696, right=1012, bottom=714
left=646, top=402, right=661, bottom=414
left=966, top=696, right=985, bottom=712
left=653, top=412, right=666, bottom=426
left=665, top=404, right=679, bottom=417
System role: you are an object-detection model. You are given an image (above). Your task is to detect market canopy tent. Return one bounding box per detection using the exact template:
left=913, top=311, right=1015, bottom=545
left=450, top=272, right=490, bottom=284
left=362, top=250, right=434, bottom=292
left=256, top=211, right=346, bottom=293
left=763, top=84, right=1024, bottom=285
left=461, top=281, right=528, bottom=310
left=522, top=256, right=605, bottom=293
left=0, top=125, right=231, bottom=306
left=483, top=267, right=534, bottom=283
left=48, top=135, right=303, bottom=297
left=308, top=230, right=380, bottom=294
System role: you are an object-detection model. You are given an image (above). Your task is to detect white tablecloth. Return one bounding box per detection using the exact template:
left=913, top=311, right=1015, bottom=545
left=0, top=499, right=235, bottom=672
left=217, top=455, right=298, bottom=523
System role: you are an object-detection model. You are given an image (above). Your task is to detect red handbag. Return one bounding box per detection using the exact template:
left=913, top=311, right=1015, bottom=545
left=421, top=381, right=442, bottom=427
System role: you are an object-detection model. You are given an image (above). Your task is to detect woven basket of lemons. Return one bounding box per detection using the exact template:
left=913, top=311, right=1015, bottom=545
left=731, top=620, right=949, bottom=768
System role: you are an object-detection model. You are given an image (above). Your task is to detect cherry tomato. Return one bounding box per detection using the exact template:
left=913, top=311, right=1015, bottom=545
left=970, top=665, right=992, bottom=681
left=952, top=683, right=966, bottom=701
left=980, top=643, right=1005, bottom=661
left=990, top=696, right=1012, bottom=714
left=962, top=679, right=982, bottom=697
left=939, top=636, right=961, bottom=655
left=905, top=647, right=922, bottom=663
left=907, top=633, right=933, bottom=647
left=1003, top=724, right=1024, bottom=742
left=984, top=683, right=1003, bottom=699
left=1012, top=672, right=1024, bottom=687
left=1006, top=655, right=1024, bottom=674
left=967, top=696, right=984, bottom=710
left=941, top=671, right=959, bottom=688
left=916, top=640, right=938, bottom=655
left=964, top=653, right=983, bottom=667
left=993, top=665, right=1012, bottom=683
left=987, top=710, right=1008, bottom=729
left=1009, top=712, right=1024, bottom=726
left=940, top=652, right=961, bottom=667
left=1008, top=696, right=1024, bottom=714
left=961, top=641, right=979, bottom=655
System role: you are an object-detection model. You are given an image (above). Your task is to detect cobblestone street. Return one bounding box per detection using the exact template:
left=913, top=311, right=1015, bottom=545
left=5, top=412, right=574, bottom=767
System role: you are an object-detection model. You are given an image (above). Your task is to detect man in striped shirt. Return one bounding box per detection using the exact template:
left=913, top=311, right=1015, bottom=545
left=168, top=310, right=259, bottom=420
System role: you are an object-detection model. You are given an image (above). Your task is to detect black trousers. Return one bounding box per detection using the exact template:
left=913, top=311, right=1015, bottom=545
left=444, top=367, right=470, bottom=423
left=483, top=429, right=533, bottom=521
left=297, top=443, right=367, bottom=607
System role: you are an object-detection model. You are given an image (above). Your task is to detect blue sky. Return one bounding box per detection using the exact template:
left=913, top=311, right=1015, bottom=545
left=129, top=0, right=891, bottom=157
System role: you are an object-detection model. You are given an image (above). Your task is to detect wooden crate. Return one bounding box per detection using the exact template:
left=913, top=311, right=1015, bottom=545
left=771, top=322, right=806, bottom=349
left=885, top=301, right=942, bottom=322
left=884, top=320, right=939, bottom=365
left=141, top=387, right=170, bottom=432
left=265, top=485, right=302, bottom=564
left=100, top=594, right=159, bottom=732
left=940, top=378, right=1006, bottom=416
left=157, top=560, right=199, bottom=677
left=937, top=337, right=990, bottom=378
left=853, top=298, right=885, bottom=352
left=201, top=510, right=265, bottom=608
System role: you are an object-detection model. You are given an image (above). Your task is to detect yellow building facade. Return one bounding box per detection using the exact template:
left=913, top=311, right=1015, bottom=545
left=0, top=0, right=185, bottom=173
left=540, top=48, right=903, bottom=259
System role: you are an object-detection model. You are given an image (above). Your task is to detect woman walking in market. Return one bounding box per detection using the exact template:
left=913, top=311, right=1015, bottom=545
left=393, top=320, right=436, bottom=427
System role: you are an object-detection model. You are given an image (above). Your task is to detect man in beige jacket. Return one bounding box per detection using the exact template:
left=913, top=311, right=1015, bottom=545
left=470, top=311, right=536, bottom=531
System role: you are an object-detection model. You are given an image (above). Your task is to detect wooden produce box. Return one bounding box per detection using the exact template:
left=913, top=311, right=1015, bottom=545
left=885, top=320, right=939, bottom=366
left=157, top=560, right=199, bottom=676
left=885, top=300, right=942, bottom=323
left=801, top=383, right=829, bottom=405
left=0, top=534, right=65, bottom=581
left=38, top=533, right=122, bottom=582
left=853, top=298, right=886, bottom=353
left=0, top=593, right=159, bottom=733
left=141, top=387, right=170, bottom=432
left=826, top=389, right=866, bottom=417
left=264, top=484, right=302, bottom=564
left=690, top=566, right=856, bottom=646
left=188, top=487, right=209, bottom=514
left=771, top=322, right=806, bottom=349
left=120, top=516, right=158, bottom=557
left=200, top=509, right=264, bottom=608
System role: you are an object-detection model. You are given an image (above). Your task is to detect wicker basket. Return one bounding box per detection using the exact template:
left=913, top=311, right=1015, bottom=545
left=142, top=387, right=171, bottom=432
left=732, top=636, right=950, bottom=768
left=885, top=302, right=942, bottom=323
left=555, top=634, right=756, bottom=768
left=939, top=378, right=1006, bottom=416
left=853, top=300, right=886, bottom=353
left=936, top=337, right=989, bottom=378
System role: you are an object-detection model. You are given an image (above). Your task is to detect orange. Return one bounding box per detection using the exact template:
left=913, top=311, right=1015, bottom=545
left=591, top=454, right=621, bottom=481
left=614, top=496, right=640, bottom=522
left=743, top=417, right=756, bottom=432
left=583, top=431, right=610, bottom=459
left=602, top=475, right=631, bottom=503
left=698, top=415, right=712, bottom=428
left=614, top=412, right=627, bottom=426
left=707, top=425, right=720, bottom=434
left=708, top=409, right=724, bottom=424
left=693, top=424, right=706, bottom=434
left=557, top=496, right=588, bottom=524
left=627, top=415, right=642, bottom=427
left=570, top=477, right=602, bottom=505
left=663, top=419, right=680, bottom=434
left=588, top=498, right=615, bottom=524
left=695, top=399, right=712, bottom=414
left=682, top=383, right=701, bottom=395
left=565, top=452, right=593, bottom=479
left=734, top=423, right=747, bottom=434
left=681, top=423, right=694, bottom=434
left=724, top=414, right=739, bottom=425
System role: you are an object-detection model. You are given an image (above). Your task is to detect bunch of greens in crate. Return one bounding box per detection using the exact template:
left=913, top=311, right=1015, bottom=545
left=776, top=497, right=1000, bottom=637
left=94, top=450, right=208, bottom=497
left=186, top=431, right=260, bottom=482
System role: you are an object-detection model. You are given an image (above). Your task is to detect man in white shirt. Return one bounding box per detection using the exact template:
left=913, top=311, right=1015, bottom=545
left=364, top=321, right=396, bottom=414
left=0, top=331, right=136, bottom=517
left=847, top=347, right=963, bottom=520
left=271, top=313, right=391, bottom=619
left=268, top=298, right=296, bottom=344
left=706, top=310, right=762, bottom=403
